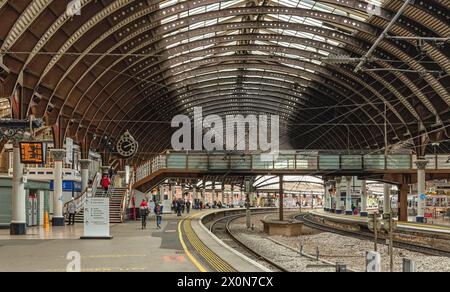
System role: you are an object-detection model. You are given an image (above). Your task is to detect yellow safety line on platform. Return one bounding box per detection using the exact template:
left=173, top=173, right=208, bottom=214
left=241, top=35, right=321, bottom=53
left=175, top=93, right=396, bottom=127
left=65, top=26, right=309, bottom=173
left=183, top=219, right=236, bottom=272
left=178, top=215, right=207, bottom=272
left=179, top=212, right=237, bottom=272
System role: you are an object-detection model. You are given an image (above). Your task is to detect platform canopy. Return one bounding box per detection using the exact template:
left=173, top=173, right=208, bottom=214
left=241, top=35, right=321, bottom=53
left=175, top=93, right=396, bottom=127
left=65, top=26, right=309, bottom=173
left=0, top=0, right=449, bottom=163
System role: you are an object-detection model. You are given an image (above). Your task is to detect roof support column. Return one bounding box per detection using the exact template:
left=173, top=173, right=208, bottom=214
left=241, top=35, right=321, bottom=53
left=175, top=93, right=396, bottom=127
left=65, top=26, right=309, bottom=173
left=335, top=177, right=342, bottom=214
left=323, top=179, right=329, bottom=212
left=398, top=178, right=409, bottom=222
left=416, top=159, right=429, bottom=223
left=51, top=149, right=66, bottom=227
left=279, top=175, right=284, bottom=221
left=330, top=182, right=335, bottom=213
left=360, top=180, right=369, bottom=217
left=231, top=184, right=235, bottom=206
left=10, top=142, right=26, bottom=235
left=221, top=184, right=225, bottom=207
left=383, top=184, right=391, bottom=219
left=345, top=176, right=353, bottom=215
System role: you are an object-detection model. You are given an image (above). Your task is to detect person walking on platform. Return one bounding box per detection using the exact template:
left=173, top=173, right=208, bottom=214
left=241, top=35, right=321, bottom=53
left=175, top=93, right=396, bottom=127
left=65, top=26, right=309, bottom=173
left=155, top=202, right=163, bottom=229
left=176, top=198, right=182, bottom=217
left=67, top=198, right=77, bottom=226
left=172, top=198, right=177, bottom=213
left=101, top=174, right=110, bottom=195
left=186, top=200, right=191, bottom=214
left=140, top=200, right=149, bottom=230
left=181, top=197, right=186, bottom=214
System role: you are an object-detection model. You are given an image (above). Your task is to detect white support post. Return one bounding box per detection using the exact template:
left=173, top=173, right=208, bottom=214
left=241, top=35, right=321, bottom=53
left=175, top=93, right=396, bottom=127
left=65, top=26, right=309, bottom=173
left=360, top=180, right=368, bottom=217
left=39, top=190, right=45, bottom=226
left=345, top=176, right=353, bottom=215
left=10, top=144, right=26, bottom=235
left=51, top=149, right=66, bottom=226
left=324, top=180, right=329, bottom=212
left=383, top=184, right=391, bottom=218
left=335, top=177, right=342, bottom=214
left=416, top=159, right=428, bottom=223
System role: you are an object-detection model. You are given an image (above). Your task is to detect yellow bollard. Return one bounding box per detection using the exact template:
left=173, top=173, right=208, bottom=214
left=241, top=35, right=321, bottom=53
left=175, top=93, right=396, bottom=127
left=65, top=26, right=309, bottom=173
left=44, top=211, right=49, bottom=229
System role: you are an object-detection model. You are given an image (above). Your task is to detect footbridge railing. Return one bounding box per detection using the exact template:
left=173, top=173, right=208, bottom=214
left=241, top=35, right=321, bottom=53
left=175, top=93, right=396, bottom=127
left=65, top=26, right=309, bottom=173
left=135, top=151, right=450, bottom=182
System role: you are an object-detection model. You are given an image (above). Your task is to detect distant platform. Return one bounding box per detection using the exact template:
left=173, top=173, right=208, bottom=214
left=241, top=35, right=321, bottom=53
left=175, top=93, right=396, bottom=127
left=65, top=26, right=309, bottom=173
left=310, top=210, right=450, bottom=235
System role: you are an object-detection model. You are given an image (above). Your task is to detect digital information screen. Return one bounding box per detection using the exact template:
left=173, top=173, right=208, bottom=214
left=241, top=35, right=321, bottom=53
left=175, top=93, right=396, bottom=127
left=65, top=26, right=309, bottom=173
left=19, top=142, right=45, bottom=164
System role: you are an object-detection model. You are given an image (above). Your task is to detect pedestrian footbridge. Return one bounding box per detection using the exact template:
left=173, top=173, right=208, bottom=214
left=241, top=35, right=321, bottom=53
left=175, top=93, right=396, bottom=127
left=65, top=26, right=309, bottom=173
left=133, top=151, right=450, bottom=192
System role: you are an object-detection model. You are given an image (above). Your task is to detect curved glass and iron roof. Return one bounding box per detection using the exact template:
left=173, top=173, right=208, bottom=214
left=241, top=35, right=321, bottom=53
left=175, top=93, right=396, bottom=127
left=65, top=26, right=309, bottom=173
left=0, top=0, right=449, bottom=164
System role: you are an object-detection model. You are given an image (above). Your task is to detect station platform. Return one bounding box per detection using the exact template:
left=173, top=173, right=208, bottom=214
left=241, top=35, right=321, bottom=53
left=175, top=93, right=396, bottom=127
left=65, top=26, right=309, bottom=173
left=311, top=210, right=450, bottom=235
left=0, top=210, right=266, bottom=272
left=179, top=210, right=268, bottom=272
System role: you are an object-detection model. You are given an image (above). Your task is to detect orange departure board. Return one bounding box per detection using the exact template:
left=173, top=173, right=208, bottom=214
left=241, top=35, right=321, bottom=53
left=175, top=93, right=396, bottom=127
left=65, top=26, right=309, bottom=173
left=19, top=142, right=45, bottom=164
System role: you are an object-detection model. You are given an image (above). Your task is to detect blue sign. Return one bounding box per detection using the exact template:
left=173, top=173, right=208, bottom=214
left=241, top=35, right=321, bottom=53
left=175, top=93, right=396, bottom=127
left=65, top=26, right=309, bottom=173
left=49, top=181, right=82, bottom=192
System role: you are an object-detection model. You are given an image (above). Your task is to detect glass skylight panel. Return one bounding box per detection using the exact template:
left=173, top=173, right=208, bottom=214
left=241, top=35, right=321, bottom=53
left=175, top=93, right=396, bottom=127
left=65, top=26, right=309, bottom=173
left=220, top=0, right=242, bottom=9
left=220, top=51, right=236, bottom=56
left=283, top=30, right=299, bottom=37
left=166, top=42, right=180, bottom=49
left=162, top=14, right=178, bottom=24
left=159, top=0, right=179, bottom=9
left=304, top=18, right=323, bottom=27
left=157, top=0, right=384, bottom=114
left=253, top=50, right=270, bottom=56
left=288, top=44, right=306, bottom=50
left=311, top=34, right=326, bottom=42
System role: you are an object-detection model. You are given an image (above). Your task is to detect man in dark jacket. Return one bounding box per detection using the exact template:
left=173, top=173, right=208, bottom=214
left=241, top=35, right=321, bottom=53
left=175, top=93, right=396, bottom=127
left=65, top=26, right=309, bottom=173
left=155, top=203, right=163, bottom=229
left=186, top=200, right=191, bottom=214
left=176, top=198, right=182, bottom=217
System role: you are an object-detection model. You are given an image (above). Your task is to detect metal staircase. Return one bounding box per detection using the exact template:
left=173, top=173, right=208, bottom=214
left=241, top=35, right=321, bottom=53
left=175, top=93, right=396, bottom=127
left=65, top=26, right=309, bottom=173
left=109, top=187, right=127, bottom=224
left=65, top=173, right=129, bottom=224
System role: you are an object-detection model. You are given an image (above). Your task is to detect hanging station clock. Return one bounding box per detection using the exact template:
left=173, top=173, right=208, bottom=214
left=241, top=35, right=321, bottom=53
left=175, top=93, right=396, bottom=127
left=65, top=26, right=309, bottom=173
left=116, top=131, right=138, bottom=159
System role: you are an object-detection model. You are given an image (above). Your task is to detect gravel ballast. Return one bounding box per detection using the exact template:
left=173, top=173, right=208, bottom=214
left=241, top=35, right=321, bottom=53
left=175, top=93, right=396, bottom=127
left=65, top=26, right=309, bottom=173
left=229, top=213, right=450, bottom=272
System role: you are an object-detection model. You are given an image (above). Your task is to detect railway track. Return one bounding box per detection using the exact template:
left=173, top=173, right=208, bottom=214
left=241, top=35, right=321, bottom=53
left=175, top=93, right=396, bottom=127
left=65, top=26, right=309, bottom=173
left=297, top=213, right=450, bottom=258
left=208, top=212, right=338, bottom=272
left=209, top=212, right=289, bottom=272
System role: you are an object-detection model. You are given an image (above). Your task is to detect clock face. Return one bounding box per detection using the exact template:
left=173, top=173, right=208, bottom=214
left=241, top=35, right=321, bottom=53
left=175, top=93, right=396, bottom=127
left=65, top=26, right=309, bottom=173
left=116, top=131, right=138, bottom=158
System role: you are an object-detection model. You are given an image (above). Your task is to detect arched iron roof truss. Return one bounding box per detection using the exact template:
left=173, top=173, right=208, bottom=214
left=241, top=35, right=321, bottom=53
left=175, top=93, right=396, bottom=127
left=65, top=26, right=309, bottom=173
left=0, top=0, right=449, bottom=165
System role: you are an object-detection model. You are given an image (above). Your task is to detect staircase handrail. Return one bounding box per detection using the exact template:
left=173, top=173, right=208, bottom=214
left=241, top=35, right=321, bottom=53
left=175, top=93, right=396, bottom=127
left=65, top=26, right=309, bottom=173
left=120, top=170, right=135, bottom=222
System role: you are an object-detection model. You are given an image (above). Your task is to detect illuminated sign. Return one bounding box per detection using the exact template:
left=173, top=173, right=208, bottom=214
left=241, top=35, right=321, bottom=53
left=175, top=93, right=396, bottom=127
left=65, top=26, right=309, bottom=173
left=19, top=142, right=45, bottom=164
